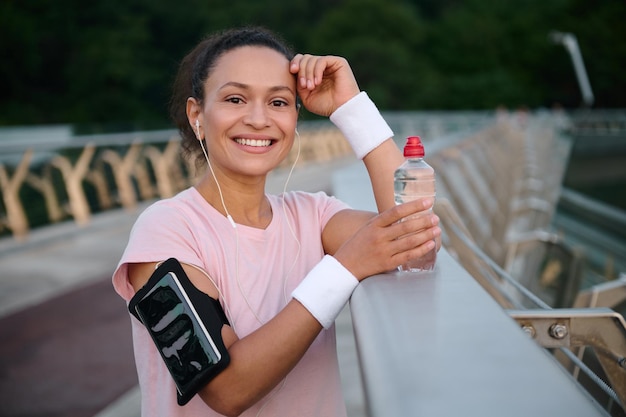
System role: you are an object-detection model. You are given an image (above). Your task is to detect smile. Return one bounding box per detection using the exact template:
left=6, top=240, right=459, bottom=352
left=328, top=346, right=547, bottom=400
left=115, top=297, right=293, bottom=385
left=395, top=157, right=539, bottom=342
left=235, top=138, right=272, bottom=147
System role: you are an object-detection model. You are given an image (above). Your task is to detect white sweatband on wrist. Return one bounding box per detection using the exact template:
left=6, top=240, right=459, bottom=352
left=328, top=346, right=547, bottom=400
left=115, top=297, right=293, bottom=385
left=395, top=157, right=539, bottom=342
left=292, top=255, right=359, bottom=329
left=330, top=91, right=394, bottom=159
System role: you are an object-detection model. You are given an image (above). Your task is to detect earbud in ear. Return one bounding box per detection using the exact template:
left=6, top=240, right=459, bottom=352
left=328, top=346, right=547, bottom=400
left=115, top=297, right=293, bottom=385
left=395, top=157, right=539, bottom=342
left=195, top=120, right=201, bottom=139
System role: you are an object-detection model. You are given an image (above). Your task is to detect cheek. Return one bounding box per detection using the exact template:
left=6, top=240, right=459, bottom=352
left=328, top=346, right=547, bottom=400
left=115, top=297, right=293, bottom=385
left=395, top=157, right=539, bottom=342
left=281, top=129, right=297, bottom=157
left=204, top=109, right=234, bottom=136
left=278, top=111, right=299, bottom=134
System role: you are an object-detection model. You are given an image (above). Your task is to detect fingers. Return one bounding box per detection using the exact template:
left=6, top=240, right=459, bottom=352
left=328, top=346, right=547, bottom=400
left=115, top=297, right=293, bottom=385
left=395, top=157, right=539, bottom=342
left=375, top=197, right=435, bottom=228
left=290, top=53, right=330, bottom=90
left=392, top=211, right=440, bottom=239
left=334, top=199, right=441, bottom=280
left=391, top=222, right=440, bottom=258
left=338, top=220, right=440, bottom=281
left=375, top=198, right=441, bottom=266
left=290, top=53, right=359, bottom=117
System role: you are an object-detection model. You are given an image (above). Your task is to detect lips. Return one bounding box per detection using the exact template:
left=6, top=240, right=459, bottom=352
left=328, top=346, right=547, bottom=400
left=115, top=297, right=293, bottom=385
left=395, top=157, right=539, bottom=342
left=234, top=138, right=272, bottom=147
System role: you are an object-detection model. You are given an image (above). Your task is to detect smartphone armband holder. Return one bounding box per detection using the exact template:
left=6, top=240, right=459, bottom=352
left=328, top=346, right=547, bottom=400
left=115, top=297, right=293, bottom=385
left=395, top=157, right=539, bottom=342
left=128, top=258, right=230, bottom=405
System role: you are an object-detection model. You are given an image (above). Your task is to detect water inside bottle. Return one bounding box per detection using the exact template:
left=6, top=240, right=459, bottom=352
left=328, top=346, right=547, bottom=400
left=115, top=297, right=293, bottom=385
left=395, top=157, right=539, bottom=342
left=394, top=178, right=437, bottom=272
left=394, top=177, right=436, bottom=206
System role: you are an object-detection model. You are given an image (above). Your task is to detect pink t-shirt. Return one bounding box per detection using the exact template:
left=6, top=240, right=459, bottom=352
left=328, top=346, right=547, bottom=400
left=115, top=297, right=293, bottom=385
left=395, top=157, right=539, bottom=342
left=113, top=187, right=350, bottom=417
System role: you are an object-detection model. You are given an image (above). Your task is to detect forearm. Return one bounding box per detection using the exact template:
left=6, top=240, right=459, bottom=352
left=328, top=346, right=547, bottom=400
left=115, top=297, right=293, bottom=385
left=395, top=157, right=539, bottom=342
left=329, top=91, right=402, bottom=213
left=199, top=300, right=322, bottom=416
left=199, top=254, right=357, bottom=415
left=362, top=139, right=405, bottom=213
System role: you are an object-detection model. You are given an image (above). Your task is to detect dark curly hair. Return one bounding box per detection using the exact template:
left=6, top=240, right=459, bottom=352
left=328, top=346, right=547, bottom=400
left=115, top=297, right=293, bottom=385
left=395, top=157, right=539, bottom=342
left=169, top=26, right=295, bottom=167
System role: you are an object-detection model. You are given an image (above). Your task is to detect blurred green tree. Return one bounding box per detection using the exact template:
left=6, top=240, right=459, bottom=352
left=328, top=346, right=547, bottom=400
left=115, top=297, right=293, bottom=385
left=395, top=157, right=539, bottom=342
left=0, top=0, right=624, bottom=128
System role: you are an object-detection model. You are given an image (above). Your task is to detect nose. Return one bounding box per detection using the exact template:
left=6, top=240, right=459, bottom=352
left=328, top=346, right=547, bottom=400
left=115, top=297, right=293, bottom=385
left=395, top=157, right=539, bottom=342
left=243, top=101, right=270, bottom=129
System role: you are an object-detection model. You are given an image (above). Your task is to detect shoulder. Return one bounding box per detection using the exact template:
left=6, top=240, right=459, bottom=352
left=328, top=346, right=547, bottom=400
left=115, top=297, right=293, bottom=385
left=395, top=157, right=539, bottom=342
left=278, top=190, right=350, bottom=210
left=134, top=187, right=203, bottom=229
left=126, top=187, right=214, bottom=253
left=272, top=191, right=351, bottom=230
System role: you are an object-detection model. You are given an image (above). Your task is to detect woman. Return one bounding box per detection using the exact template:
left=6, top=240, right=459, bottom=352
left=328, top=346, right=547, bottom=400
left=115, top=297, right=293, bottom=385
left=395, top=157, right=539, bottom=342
left=113, top=26, right=440, bottom=417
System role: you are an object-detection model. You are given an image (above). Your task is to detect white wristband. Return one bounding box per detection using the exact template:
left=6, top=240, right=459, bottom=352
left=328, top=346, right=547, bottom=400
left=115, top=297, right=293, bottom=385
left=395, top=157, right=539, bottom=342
left=292, top=255, right=359, bottom=329
left=330, top=91, right=394, bottom=159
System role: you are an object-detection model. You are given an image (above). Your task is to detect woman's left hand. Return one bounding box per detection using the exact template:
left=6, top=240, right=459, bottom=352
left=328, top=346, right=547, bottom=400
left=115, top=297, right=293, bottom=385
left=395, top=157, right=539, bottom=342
left=290, top=54, right=360, bottom=117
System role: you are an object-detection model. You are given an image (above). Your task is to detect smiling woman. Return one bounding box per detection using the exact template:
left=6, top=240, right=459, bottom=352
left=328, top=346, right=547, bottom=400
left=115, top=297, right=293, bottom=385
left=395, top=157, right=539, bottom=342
left=112, top=26, right=441, bottom=417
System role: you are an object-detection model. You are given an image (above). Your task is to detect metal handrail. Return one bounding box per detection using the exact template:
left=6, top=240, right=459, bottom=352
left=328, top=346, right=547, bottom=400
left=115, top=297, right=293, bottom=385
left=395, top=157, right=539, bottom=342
left=444, top=218, right=625, bottom=410
left=509, top=308, right=625, bottom=407
left=445, top=218, right=551, bottom=309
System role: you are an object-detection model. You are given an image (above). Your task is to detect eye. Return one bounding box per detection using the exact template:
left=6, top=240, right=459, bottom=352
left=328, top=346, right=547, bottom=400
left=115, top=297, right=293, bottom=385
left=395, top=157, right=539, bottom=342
left=226, top=96, right=244, bottom=104
left=270, top=99, right=290, bottom=107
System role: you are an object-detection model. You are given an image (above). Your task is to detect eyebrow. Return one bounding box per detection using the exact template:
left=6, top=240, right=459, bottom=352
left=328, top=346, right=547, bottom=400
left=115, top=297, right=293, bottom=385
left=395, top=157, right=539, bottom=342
left=219, top=81, right=295, bottom=96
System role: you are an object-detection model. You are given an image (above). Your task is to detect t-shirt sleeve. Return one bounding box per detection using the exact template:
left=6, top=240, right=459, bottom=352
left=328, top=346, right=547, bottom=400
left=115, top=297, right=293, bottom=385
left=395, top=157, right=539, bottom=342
left=112, top=201, right=203, bottom=301
left=316, top=192, right=352, bottom=229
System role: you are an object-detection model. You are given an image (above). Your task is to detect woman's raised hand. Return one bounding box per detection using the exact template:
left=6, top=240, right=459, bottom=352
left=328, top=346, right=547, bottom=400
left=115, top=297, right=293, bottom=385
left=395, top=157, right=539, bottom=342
left=290, top=54, right=360, bottom=117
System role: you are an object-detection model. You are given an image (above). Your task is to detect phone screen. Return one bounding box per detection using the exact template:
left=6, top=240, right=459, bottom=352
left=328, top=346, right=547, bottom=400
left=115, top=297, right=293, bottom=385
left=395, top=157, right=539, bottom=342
left=135, top=272, right=222, bottom=393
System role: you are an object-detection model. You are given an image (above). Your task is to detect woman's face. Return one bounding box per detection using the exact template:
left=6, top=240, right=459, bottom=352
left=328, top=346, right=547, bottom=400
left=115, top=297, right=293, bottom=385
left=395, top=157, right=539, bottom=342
left=197, top=46, right=298, bottom=180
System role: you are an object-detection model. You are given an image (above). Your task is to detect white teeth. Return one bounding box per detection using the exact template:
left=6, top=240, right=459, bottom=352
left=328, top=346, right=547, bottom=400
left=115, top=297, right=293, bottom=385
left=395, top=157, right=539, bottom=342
left=235, top=138, right=272, bottom=147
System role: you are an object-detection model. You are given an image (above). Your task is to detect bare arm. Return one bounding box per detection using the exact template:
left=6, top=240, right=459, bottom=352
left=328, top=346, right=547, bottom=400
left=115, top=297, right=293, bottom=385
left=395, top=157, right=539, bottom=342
left=362, top=139, right=406, bottom=212
left=128, top=262, right=323, bottom=416
left=290, top=54, right=403, bottom=213
left=291, top=54, right=440, bottom=248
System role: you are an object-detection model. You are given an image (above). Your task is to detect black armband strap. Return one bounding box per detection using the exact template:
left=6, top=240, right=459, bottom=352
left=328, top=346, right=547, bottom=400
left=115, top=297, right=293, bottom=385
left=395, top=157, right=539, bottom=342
left=128, top=258, right=230, bottom=405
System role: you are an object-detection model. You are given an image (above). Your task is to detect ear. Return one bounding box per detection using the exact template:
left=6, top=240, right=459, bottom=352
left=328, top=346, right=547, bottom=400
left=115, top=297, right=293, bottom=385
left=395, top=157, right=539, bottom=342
left=186, top=97, right=203, bottom=138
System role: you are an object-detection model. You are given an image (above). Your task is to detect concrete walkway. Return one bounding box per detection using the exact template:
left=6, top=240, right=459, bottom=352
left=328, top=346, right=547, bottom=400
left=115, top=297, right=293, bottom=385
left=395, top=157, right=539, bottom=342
left=0, top=159, right=367, bottom=417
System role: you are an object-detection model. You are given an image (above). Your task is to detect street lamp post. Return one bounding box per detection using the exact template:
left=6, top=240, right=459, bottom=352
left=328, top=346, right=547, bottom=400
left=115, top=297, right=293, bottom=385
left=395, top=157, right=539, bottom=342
left=549, top=31, right=595, bottom=108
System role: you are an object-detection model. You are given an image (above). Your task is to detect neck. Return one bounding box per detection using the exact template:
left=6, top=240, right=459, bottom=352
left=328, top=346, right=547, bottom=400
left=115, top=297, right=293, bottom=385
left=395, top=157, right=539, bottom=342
left=195, top=172, right=272, bottom=229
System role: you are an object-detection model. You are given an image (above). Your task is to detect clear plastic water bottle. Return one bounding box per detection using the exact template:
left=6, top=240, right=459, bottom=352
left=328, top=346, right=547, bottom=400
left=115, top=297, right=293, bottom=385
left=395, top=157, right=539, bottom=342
left=394, top=136, right=437, bottom=272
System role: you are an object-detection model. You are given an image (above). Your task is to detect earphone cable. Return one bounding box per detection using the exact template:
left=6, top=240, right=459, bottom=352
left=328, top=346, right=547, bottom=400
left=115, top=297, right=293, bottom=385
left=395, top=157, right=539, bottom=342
left=200, top=138, right=236, bottom=229
left=281, top=128, right=302, bottom=304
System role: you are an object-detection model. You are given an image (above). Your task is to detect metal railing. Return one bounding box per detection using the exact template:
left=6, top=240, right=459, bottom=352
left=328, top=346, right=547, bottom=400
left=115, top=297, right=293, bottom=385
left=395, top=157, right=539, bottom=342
left=423, top=112, right=626, bottom=414
left=0, top=111, right=497, bottom=241
left=348, top=249, right=617, bottom=417
left=440, top=215, right=626, bottom=412
left=0, top=123, right=353, bottom=241
left=335, top=112, right=626, bottom=416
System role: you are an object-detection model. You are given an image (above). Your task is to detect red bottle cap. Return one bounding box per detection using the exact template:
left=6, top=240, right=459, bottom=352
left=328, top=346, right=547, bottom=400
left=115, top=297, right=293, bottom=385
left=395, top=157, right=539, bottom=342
left=403, top=136, right=425, bottom=157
